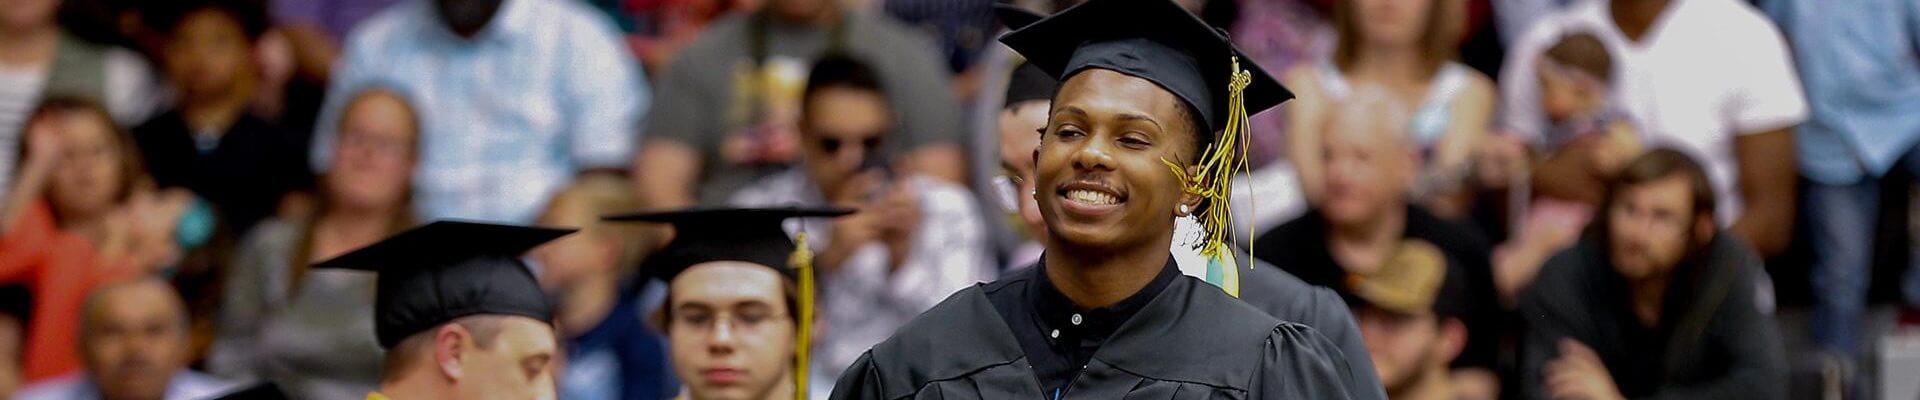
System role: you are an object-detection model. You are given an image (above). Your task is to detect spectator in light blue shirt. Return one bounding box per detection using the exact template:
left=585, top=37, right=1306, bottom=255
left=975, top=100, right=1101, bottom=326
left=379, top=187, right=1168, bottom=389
left=1762, top=0, right=1920, bottom=364
left=312, top=0, right=649, bottom=224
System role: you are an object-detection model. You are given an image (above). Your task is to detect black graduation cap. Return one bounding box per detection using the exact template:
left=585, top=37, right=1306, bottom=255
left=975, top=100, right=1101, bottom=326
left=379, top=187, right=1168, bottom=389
left=1004, top=63, right=1059, bottom=108
left=994, top=3, right=1046, bottom=31
left=1000, top=0, right=1293, bottom=296
left=998, top=0, right=1292, bottom=138
left=998, top=4, right=1058, bottom=108
left=604, top=207, right=853, bottom=280
left=311, top=220, right=573, bottom=348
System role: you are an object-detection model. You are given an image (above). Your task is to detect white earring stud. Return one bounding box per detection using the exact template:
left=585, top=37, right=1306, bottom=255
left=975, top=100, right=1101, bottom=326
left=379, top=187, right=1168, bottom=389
left=1178, top=204, right=1191, bottom=214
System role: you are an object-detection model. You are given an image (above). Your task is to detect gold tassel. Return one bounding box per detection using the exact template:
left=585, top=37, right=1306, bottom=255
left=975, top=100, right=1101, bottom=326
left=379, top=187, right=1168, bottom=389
left=1162, top=56, right=1254, bottom=297
left=789, top=232, right=815, bottom=400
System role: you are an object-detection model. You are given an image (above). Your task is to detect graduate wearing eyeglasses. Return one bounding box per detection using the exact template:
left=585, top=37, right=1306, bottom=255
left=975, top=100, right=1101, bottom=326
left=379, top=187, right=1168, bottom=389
left=605, top=207, right=850, bottom=400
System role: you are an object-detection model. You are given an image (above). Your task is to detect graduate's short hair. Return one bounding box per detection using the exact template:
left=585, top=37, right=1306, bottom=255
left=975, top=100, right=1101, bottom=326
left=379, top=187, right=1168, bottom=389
left=1046, top=71, right=1209, bottom=163
left=1166, top=94, right=1207, bottom=162
left=381, top=315, right=511, bottom=380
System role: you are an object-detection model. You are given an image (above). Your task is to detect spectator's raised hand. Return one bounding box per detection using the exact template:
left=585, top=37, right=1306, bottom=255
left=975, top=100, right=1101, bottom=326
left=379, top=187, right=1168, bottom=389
left=1473, top=131, right=1530, bottom=190
left=121, top=189, right=184, bottom=274
left=875, top=178, right=921, bottom=271
left=820, top=170, right=887, bottom=273
left=1545, top=339, right=1624, bottom=400
left=2, top=119, right=66, bottom=232
left=23, top=119, right=62, bottom=168
left=99, top=187, right=205, bottom=276
left=1588, top=122, right=1643, bottom=177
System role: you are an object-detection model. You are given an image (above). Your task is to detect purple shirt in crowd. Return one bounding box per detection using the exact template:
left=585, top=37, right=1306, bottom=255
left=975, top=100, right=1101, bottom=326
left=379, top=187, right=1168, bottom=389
left=272, top=0, right=404, bottom=40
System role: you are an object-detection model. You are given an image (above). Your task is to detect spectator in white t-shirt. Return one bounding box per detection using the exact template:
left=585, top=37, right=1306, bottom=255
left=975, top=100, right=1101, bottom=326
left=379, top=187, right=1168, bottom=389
left=1500, top=0, right=1806, bottom=257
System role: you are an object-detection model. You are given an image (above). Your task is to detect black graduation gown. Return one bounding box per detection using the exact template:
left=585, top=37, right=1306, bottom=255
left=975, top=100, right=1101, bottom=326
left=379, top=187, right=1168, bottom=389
left=829, top=266, right=1361, bottom=400
left=1235, top=257, right=1388, bottom=400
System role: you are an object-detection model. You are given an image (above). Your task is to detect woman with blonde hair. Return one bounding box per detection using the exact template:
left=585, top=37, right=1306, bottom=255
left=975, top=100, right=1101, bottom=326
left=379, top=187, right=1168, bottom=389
left=207, top=85, right=421, bottom=399
left=1285, top=0, right=1495, bottom=218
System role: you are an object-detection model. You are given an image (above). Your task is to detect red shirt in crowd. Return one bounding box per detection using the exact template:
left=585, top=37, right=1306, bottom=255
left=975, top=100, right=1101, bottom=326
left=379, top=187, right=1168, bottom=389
left=0, top=201, right=136, bottom=382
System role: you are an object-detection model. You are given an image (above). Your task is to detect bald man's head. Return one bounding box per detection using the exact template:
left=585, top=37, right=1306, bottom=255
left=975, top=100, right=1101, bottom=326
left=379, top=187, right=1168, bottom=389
left=1321, top=86, right=1415, bottom=158
left=1319, top=86, right=1418, bottom=227
left=81, top=278, right=190, bottom=400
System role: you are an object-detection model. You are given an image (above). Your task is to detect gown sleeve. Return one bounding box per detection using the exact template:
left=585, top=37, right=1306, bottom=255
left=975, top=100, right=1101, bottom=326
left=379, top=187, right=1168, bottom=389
left=1240, top=261, right=1387, bottom=400
left=1250, top=322, right=1358, bottom=400
left=1301, top=288, right=1387, bottom=400
left=828, top=351, right=887, bottom=400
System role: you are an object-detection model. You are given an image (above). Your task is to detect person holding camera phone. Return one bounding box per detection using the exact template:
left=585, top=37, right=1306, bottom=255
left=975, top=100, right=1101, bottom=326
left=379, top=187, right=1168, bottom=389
left=727, top=53, right=993, bottom=396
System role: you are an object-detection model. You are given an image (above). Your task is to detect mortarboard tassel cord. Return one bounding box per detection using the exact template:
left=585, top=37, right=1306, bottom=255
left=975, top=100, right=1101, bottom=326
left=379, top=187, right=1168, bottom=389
left=789, top=232, right=815, bottom=400
left=1162, top=56, right=1254, bottom=298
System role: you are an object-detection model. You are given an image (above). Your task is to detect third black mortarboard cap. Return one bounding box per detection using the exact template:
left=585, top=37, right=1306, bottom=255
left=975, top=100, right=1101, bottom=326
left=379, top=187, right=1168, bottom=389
left=311, top=221, right=572, bottom=348
left=603, top=207, right=854, bottom=281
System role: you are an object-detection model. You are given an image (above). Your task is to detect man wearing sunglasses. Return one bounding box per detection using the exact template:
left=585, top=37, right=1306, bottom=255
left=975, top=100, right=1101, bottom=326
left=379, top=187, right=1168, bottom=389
left=727, top=54, right=994, bottom=396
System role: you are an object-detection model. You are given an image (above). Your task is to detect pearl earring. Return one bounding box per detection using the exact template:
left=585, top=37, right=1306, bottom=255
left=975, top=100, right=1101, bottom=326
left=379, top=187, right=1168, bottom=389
left=1178, top=204, right=1191, bottom=214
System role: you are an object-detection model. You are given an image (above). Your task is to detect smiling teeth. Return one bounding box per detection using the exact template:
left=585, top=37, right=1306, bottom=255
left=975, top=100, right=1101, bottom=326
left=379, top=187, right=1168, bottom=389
left=1067, top=190, right=1119, bottom=205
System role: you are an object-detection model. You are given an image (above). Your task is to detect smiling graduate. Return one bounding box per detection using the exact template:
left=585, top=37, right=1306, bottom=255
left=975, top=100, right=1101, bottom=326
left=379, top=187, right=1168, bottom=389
left=826, top=0, right=1369, bottom=399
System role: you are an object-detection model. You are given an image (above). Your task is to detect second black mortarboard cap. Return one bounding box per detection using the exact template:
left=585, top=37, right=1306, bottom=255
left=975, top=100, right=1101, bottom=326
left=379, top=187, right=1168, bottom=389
left=604, top=207, right=853, bottom=280
left=997, top=4, right=1060, bottom=108
left=311, top=221, right=573, bottom=348
left=998, top=0, right=1292, bottom=138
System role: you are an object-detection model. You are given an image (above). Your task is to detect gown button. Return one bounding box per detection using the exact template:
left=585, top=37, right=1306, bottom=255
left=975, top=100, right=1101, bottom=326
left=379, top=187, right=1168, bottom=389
left=1071, top=314, right=1083, bottom=325
left=1050, top=329, right=1060, bottom=339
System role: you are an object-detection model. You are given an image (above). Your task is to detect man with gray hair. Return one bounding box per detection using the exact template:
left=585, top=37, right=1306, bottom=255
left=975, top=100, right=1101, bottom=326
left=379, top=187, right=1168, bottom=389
left=1252, top=87, right=1505, bottom=398
left=14, top=278, right=239, bottom=400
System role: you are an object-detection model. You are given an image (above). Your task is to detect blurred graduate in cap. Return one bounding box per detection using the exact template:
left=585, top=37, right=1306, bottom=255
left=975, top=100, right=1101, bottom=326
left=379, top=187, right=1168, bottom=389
left=829, top=0, right=1373, bottom=398
left=309, top=221, right=574, bottom=400
left=604, top=207, right=851, bottom=400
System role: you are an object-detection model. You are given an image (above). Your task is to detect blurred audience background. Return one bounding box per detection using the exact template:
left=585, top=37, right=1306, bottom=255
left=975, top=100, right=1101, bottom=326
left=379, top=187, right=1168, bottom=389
left=1, top=0, right=1916, bottom=399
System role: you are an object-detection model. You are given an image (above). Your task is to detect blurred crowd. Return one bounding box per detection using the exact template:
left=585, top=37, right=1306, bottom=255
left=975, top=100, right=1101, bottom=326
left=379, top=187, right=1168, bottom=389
left=0, top=0, right=1916, bottom=399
